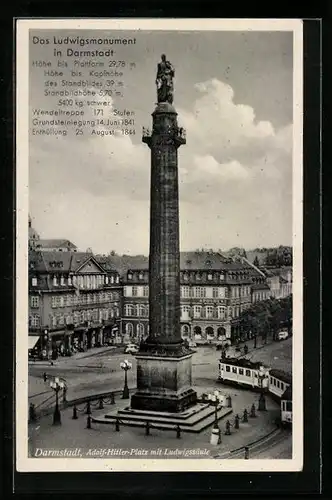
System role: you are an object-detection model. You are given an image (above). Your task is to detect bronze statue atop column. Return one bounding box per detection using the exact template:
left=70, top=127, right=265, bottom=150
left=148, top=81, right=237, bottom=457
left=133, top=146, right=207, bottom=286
left=156, top=54, right=175, bottom=104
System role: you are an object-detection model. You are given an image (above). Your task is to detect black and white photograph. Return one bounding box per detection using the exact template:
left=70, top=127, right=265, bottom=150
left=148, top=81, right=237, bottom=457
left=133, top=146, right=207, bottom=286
left=16, top=18, right=303, bottom=472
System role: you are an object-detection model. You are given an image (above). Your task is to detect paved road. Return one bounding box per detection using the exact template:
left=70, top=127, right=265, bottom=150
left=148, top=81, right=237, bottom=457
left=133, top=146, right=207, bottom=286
left=29, top=339, right=292, bottom=401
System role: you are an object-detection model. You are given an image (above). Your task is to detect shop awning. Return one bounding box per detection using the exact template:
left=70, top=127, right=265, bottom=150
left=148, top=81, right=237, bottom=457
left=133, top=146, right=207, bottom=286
left=28, top=336, right=40, bottom=350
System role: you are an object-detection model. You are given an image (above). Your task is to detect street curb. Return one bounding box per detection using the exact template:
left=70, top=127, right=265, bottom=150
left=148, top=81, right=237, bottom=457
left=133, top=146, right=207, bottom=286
left=213, top=426, right=281, bottom=459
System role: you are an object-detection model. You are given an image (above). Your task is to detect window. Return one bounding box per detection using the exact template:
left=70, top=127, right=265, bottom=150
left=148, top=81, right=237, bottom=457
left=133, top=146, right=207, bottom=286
left=217, top=306, right=226, bottom=319
left=220, top=364, right=224, bottom=371
left=205, top=306, right=214, bottom=319
left=139, top=272, right=144, bottom=280
left=193, top=287, right=205, bottom=298
left=232, top=366, right=237, bottom=373
left=181, top=286, right=190, bottom=298
left=58, top=314, right=65, bottom=326
left=277, top=380, right=280, bottom=388
left=132, top=286, right=138, bottom=297
left=30, top=314, right=40, bottom=327
left=68, top=276, right=72, bottom=286
left=193, top=305, right=201, bottom=319
left=116, top=276, right=119, bottom=283
left=220, top=273, right=225, bottom=281
left=110, top=275, right=115, bottom=284
left=183, top=273, right=189, bottom=281
left=280, top=382, right=284, bottom=391
left=60, top=276, right=65, bottom=286
left=30, top=296, right=39, bottom=308
left=143, top=286, right=149, bottom=297
left=239, top=368, right=244, bottom=375
left=181, top=305, right=190, bottom=319
left=126, top=323, right=133, bottom=336
left=246, top=369, right=251, bottom=377
left=286, top=401, right=292, bottom=412
left=226, top=365, right=230, bottom=372
left=128, top=273, right=133, bottom=280
left=196, top=273, right=201, bottom=281
left=207, top=273, right=213, bottom=281
left=31, top=277, right=38, bottom=286
left=105, top=276, right=109, bottom=284
left=213, top=287, right=219, bottom=298
left=53, top=276, right=58, bottom=286
left=51, top=296, right=57, bottom=308
left=139, top=305, right=146, bottom=317
left=125, top=304, right=135, bottom=317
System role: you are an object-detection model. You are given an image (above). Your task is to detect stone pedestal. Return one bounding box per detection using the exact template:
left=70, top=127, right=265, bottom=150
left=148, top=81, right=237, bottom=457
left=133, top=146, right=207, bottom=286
left=131, top=346, right=197, bottom=412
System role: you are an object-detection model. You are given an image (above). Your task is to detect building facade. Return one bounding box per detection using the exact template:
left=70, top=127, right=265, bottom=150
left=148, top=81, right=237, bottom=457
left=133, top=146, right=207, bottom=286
left=28, top=251, right=122, bottom=357
left=120, top=252, right=270, bottom=345
left=262, top=267, right=292, bottom=299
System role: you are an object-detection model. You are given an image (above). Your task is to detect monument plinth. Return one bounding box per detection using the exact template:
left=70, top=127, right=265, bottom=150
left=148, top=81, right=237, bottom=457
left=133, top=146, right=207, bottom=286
left=130, top=55, right=197, bottom=413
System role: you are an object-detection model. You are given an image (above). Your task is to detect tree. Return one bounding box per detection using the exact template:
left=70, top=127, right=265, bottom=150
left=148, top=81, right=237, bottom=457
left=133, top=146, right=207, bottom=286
left=253, top=256, right=260, bottom=267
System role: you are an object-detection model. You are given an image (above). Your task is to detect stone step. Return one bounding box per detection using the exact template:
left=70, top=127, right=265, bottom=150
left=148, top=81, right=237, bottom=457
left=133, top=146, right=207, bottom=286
left=116, top=402, right=208, bottom=420
left=92, top=407, right=233, bottom=433
left=113, top=404, right=223, bottom=427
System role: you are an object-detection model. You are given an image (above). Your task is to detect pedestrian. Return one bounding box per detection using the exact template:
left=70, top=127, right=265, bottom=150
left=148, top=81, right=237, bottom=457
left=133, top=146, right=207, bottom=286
left=234, top=414, right=240, bottom=429
left=244, top=446, right=249, bottom=459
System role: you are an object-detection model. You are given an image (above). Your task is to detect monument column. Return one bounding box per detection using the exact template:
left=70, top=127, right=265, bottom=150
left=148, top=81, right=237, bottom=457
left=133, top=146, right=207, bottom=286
left=131, top=55, right=197, bottom=412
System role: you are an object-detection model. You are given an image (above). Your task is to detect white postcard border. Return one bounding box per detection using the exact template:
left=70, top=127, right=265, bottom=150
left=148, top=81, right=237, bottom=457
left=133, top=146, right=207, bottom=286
left=16, top=17, right=303, bottom=473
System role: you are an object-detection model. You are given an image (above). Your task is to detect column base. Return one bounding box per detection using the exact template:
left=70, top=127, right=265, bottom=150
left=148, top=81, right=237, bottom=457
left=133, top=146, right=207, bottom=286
left=131, top=388, right=197, bottom=413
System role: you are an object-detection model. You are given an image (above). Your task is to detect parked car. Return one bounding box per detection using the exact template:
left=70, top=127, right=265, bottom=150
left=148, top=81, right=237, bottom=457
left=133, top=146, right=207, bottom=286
left=277, top=330, right=289, bottom=341
left=124, top=343, right=139, bottom=354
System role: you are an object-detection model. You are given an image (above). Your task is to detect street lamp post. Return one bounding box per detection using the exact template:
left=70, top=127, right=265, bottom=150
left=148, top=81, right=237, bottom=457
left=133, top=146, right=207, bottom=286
left=208, top=390, right=224, bottom=445
left=50, top=377, right=65, bottom=425
left=120, top=359, right=132, bottom=399
left=258, top=366, right=267, bottom=411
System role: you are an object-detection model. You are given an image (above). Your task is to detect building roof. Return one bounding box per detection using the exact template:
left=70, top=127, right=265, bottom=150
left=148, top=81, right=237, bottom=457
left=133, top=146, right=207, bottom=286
left=97, top=252, right=263, bottom=278
left=251, top=283, right=270, bottom=291
left=29, top=251, right=110, bottom=274
left=281, top=385, right=292, bottom=401
left=269, top=369, right=292, bottom=384
left=35, top=239, right=77, bottom=250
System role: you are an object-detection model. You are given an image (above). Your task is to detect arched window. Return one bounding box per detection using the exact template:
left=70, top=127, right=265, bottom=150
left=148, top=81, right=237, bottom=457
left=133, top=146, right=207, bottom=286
left=206, top=326, right=214, bottom=338
left=193, top=326, right=202, bottom=339
left=181, top=325, right=190, bottom=337
left=125, top=323, right=133, bottom=336
left=217, top=326, right=226, bottom=339
left=137, top=323, right=145, bottom=337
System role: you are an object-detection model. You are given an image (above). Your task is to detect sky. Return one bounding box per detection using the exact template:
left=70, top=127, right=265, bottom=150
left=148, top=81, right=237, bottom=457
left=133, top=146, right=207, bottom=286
left=29, top=29, right=294, bottom=255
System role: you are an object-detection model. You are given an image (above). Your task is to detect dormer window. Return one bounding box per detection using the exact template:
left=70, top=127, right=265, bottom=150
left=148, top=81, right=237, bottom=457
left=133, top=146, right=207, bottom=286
left=220, top=273, right=225, bottom=281
left=32, top=277, right=37, bottom=286
left=60, top=276, right=65, bottom=286
left=53, top=276, right=58, bottom=286
left=207, top=273, right=213, bottom=281
left=68, top=276, right=72, bottom=286
left=116, top=276, right=119, bottom=283
left=128, top=273, right=133, bottom=280
left=139, top=272, right=144, bottom=280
